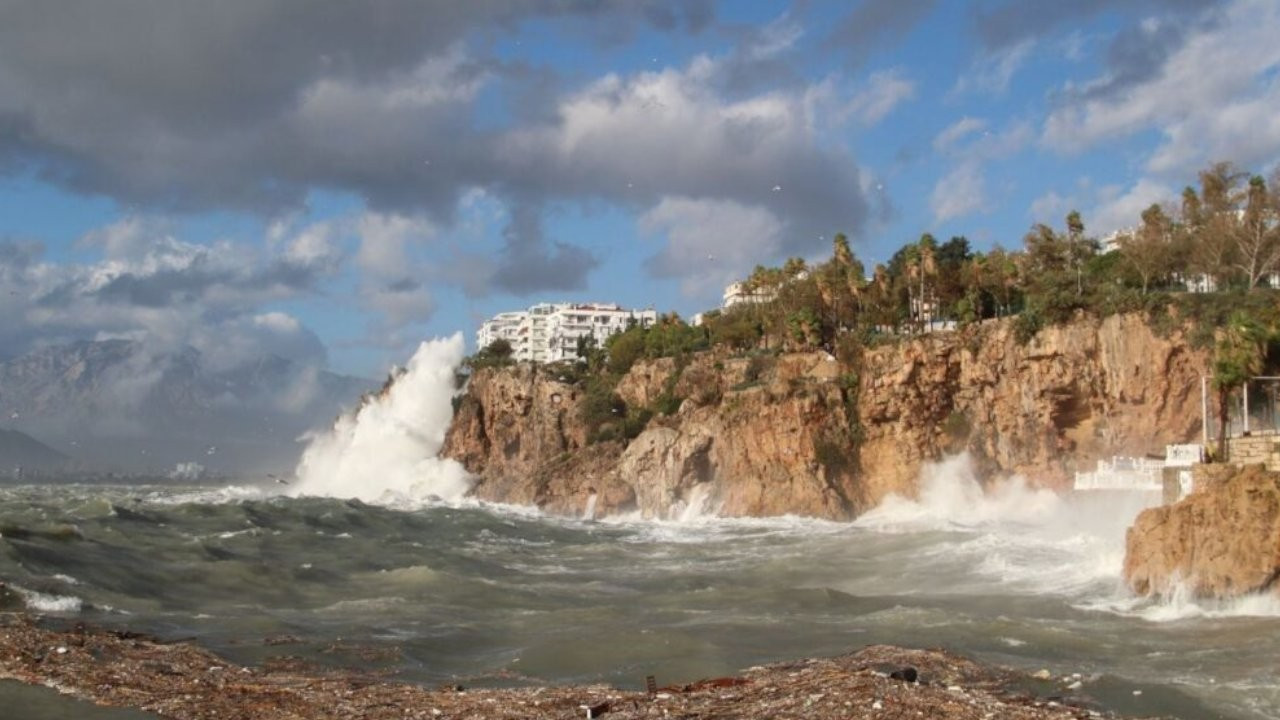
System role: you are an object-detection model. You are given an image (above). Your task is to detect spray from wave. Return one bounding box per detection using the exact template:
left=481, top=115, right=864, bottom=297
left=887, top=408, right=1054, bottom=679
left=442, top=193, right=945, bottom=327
left=289, top=334, right=472, bottom=506
left=852, top=453, right=1163, bottom=598
left=853, top=453, right=1062, bottom=532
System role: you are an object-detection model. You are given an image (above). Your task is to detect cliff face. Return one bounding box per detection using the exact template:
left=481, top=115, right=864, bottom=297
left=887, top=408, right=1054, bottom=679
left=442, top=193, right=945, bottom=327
left=857, top=313, right=1208, bottom=497
left=442, top=313, right=1210, bottom=520
left=1124, top=464, right=1280, bottom=598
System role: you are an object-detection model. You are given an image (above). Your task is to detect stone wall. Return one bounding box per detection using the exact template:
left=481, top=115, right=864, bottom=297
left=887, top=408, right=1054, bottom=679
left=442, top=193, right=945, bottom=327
left=1226, top=434, right=1280, bottom=470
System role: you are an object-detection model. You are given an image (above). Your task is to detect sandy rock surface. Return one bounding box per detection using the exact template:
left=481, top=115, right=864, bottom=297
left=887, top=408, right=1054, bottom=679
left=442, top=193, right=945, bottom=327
left=1125, top=463, right=1280, bottom=598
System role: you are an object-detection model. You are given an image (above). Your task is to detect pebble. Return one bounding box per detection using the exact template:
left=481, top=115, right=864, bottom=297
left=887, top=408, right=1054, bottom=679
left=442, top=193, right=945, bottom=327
left=872, top=700, right=883, bottom=710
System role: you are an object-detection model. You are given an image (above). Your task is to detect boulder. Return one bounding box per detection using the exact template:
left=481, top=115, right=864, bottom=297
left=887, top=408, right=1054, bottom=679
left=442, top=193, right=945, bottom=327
left=1124, top=464, right=1280, bottom=598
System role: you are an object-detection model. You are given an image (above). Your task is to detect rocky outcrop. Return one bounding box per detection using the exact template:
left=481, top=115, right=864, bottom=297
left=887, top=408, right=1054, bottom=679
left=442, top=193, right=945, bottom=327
left=1124, top=464, right=1280, bottom=598
left=442, top=313, right=1211, bottom=520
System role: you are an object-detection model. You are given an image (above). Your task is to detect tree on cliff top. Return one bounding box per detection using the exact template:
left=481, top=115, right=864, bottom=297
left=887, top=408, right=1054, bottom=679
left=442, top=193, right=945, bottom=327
left=1118, top=204, right=1175, bottom=294
left=1235, top=174, right=1280, bottom=289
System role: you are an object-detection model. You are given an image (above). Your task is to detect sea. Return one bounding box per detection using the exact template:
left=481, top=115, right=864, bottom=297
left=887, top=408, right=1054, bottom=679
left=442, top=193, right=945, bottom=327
left=2, top=336, right=1278, bottom=720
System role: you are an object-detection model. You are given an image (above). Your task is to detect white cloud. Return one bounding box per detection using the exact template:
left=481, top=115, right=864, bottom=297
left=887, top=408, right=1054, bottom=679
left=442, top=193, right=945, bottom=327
left=1087, top=178, right=1176, bottom=235
left=930, top=120, right=1031, bottom=225
left=839, top=68, right=917, bottom=126
left=930, top=162, right=987, bottom=223
left=355, top=212, right=437, bottom=278
left=640, top=196, right=783, bottom=296
left=1029, top=190, right=1076, bottom=224
left=1043, top=0, right=1280, bottom=175
left=284, top=221, right=343, bottom=271
left=2, top=216, right=338, bottom=369
left=744, top=15, right=804, bottom=61
left=934, top=117, right=987, bottom=152
left=349, top=211, right=438, bottom=339
left=497, top=51, right=870, bottom=283
left=952, top=39, right=1034, bottom=96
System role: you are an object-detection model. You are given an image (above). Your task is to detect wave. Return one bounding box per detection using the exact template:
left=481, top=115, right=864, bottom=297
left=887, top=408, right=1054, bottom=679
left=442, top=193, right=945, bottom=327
left=289, top=334, right=472, bottom=506
left=852, top=453, right=1062, bottom=532
left=852, top=453, right=1164, bottom=601
left=1082, top=584, right=1280, bottom=622
left=11, top=585, right=83, bottom=613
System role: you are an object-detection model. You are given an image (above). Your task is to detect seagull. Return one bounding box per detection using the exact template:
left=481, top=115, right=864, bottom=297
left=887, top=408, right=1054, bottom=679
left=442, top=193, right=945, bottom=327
left=772, top=185, right=782, bottom=192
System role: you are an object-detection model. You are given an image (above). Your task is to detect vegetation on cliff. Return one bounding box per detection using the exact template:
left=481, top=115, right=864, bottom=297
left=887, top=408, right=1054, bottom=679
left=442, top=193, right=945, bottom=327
left=460, top=162, right=1280, bottom=458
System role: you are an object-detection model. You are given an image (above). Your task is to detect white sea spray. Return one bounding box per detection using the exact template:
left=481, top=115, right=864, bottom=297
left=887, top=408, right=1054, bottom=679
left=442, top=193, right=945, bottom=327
left=290, top=334, right=472, bottom=505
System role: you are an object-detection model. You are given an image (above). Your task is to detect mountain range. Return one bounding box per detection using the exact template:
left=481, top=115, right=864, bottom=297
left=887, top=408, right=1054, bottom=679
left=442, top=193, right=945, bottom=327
left=0, top=339, right=374, bottom=474
left=0, top=428, right=69, bottom=473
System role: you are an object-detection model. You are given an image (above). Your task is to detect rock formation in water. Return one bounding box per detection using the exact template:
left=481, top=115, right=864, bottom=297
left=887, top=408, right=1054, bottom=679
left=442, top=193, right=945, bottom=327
left=1124, top=463, right=1280, bottom=599
left=442, top=313, right=1209, bottom=520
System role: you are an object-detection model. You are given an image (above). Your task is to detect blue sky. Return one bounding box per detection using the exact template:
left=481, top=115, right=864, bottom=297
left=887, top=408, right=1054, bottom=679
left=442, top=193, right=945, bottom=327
left=1, top=0, right=1278, bottom=378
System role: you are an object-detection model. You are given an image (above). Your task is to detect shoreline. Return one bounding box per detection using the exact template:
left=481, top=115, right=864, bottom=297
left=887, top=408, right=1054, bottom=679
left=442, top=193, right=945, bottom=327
left=0, top=614, right=1151, bottom=719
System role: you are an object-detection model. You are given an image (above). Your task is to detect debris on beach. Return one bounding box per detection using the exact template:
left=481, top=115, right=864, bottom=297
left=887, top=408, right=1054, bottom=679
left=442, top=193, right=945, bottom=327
left=0, top=616, right=1143, bottom=719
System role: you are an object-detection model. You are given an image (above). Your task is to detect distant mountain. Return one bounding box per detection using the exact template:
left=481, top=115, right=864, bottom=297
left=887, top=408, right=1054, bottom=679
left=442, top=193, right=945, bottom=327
left=0, top=428, right=69, bottom=471
left=0, top=340, right=375, bottom=473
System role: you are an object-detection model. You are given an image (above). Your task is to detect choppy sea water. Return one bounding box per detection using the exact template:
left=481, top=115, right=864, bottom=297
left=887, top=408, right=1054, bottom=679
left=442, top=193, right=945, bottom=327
left=5, top=338, right=1278, bottom=719
left=0, top=467, right=1277, bottom=720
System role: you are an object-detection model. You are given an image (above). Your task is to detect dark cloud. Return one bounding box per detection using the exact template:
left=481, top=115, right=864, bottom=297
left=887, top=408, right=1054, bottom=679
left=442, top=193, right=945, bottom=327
left=971, top=0, right=1225, bottom=50
left=1058, top=12, right=1216, bottom=106
left=825, top=0, right=937, bottom=68
left=0, top=239, right=42, bottom=269
left=0, top=1, right=875, bottom=302
left=490, top=204, right=599, bottom=294
left=0, top=0, right=714, bottom=215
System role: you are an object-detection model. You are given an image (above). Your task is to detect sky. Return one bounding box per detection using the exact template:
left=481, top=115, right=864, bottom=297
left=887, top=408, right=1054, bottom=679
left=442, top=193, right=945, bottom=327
left=2, top=0, right=1279, bottom=379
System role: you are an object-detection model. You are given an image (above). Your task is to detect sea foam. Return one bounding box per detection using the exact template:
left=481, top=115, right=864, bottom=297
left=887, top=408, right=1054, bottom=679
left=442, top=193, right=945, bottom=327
left=853, top=453, right=1163, bottom=599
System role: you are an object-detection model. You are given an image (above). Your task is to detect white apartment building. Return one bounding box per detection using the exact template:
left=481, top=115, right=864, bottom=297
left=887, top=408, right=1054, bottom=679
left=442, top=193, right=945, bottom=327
left=722, top=281, right=776, bottom=308
left=476, top=302, right=658, bottom=364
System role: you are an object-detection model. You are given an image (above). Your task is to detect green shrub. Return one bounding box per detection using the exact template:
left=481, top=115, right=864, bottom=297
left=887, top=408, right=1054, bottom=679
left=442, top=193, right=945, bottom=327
left=653, top=392, right=683, bottom=416
left=813, top=434, right=854, bottom=476
left=942, top=410, right=970, bottom=441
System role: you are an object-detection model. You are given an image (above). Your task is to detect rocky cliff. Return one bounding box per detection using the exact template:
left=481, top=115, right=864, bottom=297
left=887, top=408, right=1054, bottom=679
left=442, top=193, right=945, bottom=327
left=1124, top=464, right=1280, bottom=599
left=442, top=313, right=1210, bottom=520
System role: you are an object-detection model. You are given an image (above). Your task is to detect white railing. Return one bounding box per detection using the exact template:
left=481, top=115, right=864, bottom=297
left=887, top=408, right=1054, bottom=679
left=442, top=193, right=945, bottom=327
left=1073, top=457, right=1164, bottom=491
left=1072, top=444, right=1204, bottom=493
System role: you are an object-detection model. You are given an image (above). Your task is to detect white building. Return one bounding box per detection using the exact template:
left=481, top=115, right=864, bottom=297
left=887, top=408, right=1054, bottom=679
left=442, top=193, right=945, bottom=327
left=722, top=281, right=776, bottom=308
left=476, top=302, right=658, bottom=364
left=476, top=311, right=526, bottom=350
